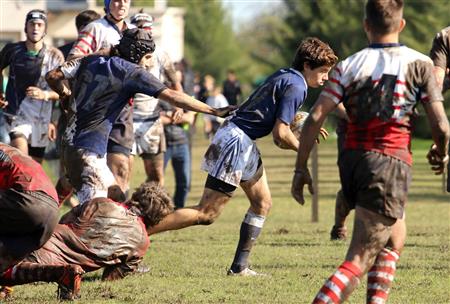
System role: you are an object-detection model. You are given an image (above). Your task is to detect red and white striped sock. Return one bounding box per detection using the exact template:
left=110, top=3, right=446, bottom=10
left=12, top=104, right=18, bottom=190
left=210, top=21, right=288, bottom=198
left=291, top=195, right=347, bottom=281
left=367, top=247, right=400, bottom=304
left=312, top=261, right=362, bottom=304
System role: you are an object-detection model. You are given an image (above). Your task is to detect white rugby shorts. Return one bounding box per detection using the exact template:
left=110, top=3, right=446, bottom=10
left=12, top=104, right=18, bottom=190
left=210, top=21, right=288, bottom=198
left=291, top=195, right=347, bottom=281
left=131, top=118, right=166, bottom=156
left=201, top=120, right=261, bottom=186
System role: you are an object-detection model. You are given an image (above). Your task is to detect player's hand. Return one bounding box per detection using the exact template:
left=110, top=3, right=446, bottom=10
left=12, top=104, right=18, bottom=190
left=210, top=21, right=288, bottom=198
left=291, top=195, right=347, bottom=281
left=0, top=93, right=8, bottom=109
left=215, top=105, right=238, bottom=118
left=26, top=86, right=45, bottom=100
left=291, top=168, right=314, bottom=205
left=426, top=144, right=449, bottom=175
left=171, top=108, right=183, bottom=124
left=48, top=122, right=57, bottom=141
left=316, top=127, right=329, bottom=144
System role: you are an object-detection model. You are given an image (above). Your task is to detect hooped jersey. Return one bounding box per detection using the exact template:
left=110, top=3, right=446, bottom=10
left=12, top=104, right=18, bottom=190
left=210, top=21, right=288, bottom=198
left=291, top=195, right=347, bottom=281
left=322, top=43, right=443, bottom=165
left=0, top=143, right=58, bottom=202
left=69, top=17, right=134, bottom=57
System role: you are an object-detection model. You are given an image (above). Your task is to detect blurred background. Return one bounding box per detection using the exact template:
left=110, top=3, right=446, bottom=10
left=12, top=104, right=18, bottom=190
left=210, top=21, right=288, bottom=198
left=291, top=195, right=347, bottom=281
left=1, top=0, right=449, bottom=136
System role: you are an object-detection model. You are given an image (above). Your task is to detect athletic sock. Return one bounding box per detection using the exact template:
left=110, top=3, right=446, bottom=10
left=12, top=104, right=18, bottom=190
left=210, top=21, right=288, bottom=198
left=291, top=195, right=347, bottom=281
left=312, top=261, right=362, bottom=304
left=0, top=262, right=65, bottom=285
left=230, top=211, right=265, bottom=273
left=367, top=248, right=400, bottom=304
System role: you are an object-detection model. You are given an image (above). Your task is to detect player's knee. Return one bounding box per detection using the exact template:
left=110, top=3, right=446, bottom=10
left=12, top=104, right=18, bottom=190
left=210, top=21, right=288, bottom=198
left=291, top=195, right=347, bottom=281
left=197, top=208, right=221, bottom=225
left=112, top=158, right=129, bottom=180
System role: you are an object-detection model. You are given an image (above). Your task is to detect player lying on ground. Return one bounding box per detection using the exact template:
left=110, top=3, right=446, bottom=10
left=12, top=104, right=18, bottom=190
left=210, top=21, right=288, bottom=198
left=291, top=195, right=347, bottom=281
left=0, top=182, right=174, bottom=301
left=148, top=37, right=336, bottom=276
left=46, top=28, right=234, bottom=206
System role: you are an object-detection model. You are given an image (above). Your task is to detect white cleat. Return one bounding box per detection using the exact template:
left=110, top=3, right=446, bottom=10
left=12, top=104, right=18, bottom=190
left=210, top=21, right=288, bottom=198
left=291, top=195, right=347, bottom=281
left=227, top=268, right=266, bottom=277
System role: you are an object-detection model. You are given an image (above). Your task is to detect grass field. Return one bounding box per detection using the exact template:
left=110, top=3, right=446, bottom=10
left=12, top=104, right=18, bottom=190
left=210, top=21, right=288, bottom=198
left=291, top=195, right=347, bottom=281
left=9, top=130, right=450, bottom=304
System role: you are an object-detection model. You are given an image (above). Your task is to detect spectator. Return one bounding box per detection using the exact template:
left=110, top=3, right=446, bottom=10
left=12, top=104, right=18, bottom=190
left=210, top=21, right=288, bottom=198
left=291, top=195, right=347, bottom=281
left=160, top=100, right=195, bottom=209
left=223, top=69, right=242, bottom=106
left=204, top=86, right=229, bottom=140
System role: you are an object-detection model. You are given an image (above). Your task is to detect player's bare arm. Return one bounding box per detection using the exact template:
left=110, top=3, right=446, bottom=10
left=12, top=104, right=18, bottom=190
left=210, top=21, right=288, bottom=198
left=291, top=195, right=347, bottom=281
left=272, top=119, right=299, bottom=151
left=422, top=100, right=450, bottom=174
left=45, top=68, right=71, bottom=100
left=157, top=88, right=234, bottom=117
left=291, top=95, right=337, bottom=205
left=433, top=66, right=446, bottom=92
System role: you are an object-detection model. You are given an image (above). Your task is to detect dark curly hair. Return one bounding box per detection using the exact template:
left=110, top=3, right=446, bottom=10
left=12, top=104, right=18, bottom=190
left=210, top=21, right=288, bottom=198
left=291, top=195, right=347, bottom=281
left=292, top=37, right=338, bottom=72
left=126, top=182, right=174, bottom=228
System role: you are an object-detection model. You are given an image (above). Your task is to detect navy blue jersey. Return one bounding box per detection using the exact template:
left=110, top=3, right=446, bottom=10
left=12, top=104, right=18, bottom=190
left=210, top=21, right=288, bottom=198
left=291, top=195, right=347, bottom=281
left=62, top=56, right=167, bottom=156
left=0, top=42, right=63, bottom=115
left=230, top=68, right=307, bottom=139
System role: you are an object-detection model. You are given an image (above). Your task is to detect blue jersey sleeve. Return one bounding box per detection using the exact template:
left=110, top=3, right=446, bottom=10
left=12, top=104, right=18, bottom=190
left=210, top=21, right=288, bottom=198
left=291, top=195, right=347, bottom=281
left=275, top=83, right=307, bottom=125
left=125, top=67, right=167, bottom=98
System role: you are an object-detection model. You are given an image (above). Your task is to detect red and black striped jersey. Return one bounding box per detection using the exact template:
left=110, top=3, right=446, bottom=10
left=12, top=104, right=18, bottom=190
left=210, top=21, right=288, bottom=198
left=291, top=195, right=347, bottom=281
left=321, top=43, right=443, bottom=165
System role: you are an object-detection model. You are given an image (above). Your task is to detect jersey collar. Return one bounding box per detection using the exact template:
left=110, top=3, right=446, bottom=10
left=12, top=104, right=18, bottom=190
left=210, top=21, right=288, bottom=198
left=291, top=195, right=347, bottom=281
left=289, top=68, right=308, bottom=89
left=369, top=42, right=404, bottom=48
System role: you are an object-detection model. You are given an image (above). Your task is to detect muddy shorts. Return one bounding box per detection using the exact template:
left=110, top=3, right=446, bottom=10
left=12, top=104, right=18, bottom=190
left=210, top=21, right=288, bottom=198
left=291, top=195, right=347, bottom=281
left=0, top=189, right=59, bottom=272
left=62, top=145, right=116, bottom=205
left=132, top=118, right=166, bottom=156
left=201, top=120, right=261, bottom=187
left=339, top=150, right=411, bottom=219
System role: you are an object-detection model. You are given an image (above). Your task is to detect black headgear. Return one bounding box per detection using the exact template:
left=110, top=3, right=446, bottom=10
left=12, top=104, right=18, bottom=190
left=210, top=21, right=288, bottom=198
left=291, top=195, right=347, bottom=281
left=25, top=9, right=47, bottom=30
left=117, top=28, right=156, bottom=64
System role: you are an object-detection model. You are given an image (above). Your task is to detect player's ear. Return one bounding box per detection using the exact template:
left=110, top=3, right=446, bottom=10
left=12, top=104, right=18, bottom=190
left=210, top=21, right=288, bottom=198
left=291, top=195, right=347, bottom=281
left=363, top=18, right=370, bottom=34
left=303, top=62, right=311, bottom=72
left=398, top=18, right=406, bottom=33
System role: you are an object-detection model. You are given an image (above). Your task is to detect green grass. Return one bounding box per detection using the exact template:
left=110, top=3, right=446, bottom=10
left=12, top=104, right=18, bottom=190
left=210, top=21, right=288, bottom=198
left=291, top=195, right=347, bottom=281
left=10, top=132, right=450, bottom=304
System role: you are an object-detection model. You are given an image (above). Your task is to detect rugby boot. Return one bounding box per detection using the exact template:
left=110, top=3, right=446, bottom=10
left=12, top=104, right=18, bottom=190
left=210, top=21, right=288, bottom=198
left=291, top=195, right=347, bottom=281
left=57, top=264, right=84, bottom=300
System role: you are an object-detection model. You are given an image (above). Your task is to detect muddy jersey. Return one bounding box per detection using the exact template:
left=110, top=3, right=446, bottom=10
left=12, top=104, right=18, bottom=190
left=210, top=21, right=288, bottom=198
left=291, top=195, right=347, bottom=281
left=0, top=42, right=63, bottom=118
left=69, top=17, right=136, bottom=150
left=28, top=198, right=149, bottom=274
left=230, top=68, right=307, bottom=140
left=322, top=43, right=443, bottom=165
left=60, top=56, right=166, bottom=156
left=0, top=143, right=58, bottom=202
left=430, top=26, right=450, bottom=71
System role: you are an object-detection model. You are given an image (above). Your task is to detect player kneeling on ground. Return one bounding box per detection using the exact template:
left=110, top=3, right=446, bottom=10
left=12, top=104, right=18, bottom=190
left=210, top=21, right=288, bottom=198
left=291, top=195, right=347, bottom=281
left=0, top=182, right=174, bottom=301
left=148, top=37, right=337, bottom=276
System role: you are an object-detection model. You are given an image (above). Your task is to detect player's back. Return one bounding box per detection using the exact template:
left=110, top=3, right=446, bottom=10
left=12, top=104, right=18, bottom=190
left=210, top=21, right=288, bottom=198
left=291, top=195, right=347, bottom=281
left=324, top=44, right=443, bottom=164
left=0, top=143, right=58, bottom=201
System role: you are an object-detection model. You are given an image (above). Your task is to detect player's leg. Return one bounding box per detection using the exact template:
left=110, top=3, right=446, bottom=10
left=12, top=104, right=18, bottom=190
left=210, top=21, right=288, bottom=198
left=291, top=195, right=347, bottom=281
left=312, top=206, right=394, bottom=304
left=366, top=216, right=405, bottom=304
left=228, top=165, right=271, bottom=275
left=0, top=262, right=84, bottom=300
left=107, top=150, right=130, bottom=196
left=147, top=177, right=233, bottom=235
left=142, top=152, right=165, bottom=185
left=330, top=189, right=351, bottom=240
left=9, top=133, right=28, bottom=155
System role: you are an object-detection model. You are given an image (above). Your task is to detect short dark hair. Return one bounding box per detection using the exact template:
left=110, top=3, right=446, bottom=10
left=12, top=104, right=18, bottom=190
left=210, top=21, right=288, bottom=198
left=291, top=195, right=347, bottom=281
left=365, top=0, right=404, bottom=36
left=291, top=37, right=338, bottom=71
left=75, top=10, right=101, bottom=31
left=126, top=182, right=174, bottom=228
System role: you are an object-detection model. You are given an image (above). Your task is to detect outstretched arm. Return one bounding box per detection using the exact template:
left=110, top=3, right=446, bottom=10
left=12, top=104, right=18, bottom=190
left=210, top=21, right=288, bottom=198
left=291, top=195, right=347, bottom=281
left=291, top=95, right=337, bottom=205
left=157, top=88, right=234, bottom=117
